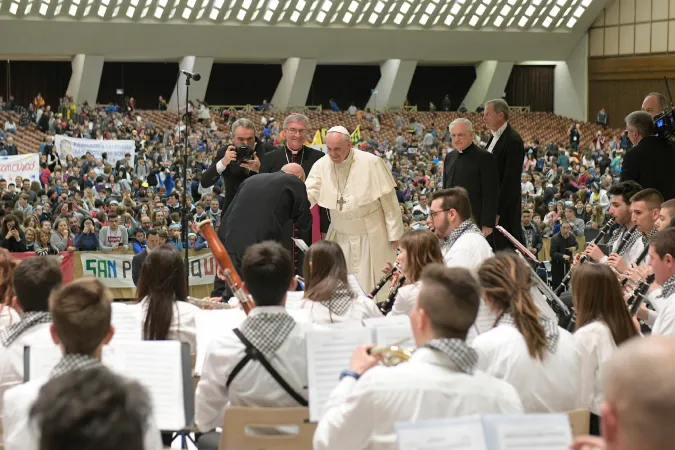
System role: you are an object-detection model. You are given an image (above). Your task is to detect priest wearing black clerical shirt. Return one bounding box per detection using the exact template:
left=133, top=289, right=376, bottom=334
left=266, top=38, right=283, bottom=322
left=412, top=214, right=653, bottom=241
left=260, top=113, right=329, bottom=273
left=442, top=118, right=499, bottom=235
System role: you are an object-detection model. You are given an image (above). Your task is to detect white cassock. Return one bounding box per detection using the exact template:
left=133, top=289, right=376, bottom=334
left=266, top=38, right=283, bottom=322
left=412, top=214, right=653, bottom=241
left=306, top=149, right=404, bottom=300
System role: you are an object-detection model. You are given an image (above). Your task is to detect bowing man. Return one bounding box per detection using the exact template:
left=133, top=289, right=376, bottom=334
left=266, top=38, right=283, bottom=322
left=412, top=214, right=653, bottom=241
left=297, top=240, right=382, bottom=324
left=474, top=252, right=583, bottom=413
left=313, top=264, right=523, bottom=450
left=195, top=242, right=307, bottom=447
left=2, top=278, right=163, bottom=450
left=442, top=118, right=499, bottom=237
left=427, top=187, right=493, bottom=270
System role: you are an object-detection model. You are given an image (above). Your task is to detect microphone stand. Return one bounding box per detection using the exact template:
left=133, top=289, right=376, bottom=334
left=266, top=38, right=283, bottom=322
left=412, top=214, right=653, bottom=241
left=180, top=73, right=198, bottom=289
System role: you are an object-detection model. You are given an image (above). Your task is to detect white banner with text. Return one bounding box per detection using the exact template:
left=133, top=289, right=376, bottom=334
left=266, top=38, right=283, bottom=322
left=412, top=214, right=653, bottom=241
left=55, top=135, right=136, bottom=166
left=0, top=153, right=40, bottom=184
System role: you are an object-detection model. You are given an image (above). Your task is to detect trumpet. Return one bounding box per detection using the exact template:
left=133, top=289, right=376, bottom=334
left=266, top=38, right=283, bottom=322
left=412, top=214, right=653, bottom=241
left=369, top=263, right=400, bottom=299
left=379, top=275, right=406, bottom=315
left=554, top=219, right=615, bottom=295
left=368, top=338, right=414, bottom=366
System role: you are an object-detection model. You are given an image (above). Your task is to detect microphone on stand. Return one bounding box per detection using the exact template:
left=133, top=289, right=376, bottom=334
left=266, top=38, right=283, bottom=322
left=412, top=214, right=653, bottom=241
left=179, top=70, right=202, bottom=81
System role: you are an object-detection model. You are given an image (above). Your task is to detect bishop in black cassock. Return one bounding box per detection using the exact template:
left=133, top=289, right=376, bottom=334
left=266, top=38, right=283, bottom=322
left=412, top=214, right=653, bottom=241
left=261, top=143, right=329, bottom=274
left=442, top=141, right=499, bottom=230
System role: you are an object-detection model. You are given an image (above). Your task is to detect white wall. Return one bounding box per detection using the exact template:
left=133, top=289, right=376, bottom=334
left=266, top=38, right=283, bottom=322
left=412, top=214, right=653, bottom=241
left=554, top=34, right=588, bottom=121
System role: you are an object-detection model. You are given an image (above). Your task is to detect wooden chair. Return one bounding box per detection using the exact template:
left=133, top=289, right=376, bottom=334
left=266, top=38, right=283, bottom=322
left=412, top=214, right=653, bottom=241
left=567, top=409, right=590, bottom=437
left=219, top=407, right=315, bottom=450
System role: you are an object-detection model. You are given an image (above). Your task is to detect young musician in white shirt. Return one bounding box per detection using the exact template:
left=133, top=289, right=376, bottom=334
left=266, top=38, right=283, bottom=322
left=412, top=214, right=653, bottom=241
left=648, top=228, right=675, bottom=337
left=0, top=249, right=19, bottom=330
left=474, top=252, right=583, bottom=413
left=2, top=278, right=163, bottom=450
left=314, top=264, right=523, bottom=450
left=134, top=244, right=199, bottom=352
left=570, top=263, right=639, bottom=436
left=195, top=242, right=307, bottom=447
left=386, top=229, right=443, bottom=317
left=0, top=257, right=62, bottom=436
left=297, top=240, right=382, bottom=323
left=427, top=187, right=493, bottom=271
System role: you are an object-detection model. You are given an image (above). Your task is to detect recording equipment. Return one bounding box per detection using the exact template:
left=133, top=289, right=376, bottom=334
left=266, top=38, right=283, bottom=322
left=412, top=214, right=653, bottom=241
left=368, top=264, right=400, bottom=299
left=234, top=144, right=254, bottom=165
left=627, top=274, right=656, bottom=316
left=554, top=219, right=615, bottom=295
left=179, top=70, right=202, bottom=81
left=654, top=77, right=675, bottom=141
left=197, top=219, right=254, bottom=315
left=378, top=275, right=406, bottom=315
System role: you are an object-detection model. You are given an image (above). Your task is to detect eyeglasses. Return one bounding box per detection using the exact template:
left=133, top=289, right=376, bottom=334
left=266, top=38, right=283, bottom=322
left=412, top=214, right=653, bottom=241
left=285, top=128, right=307, bottom=136
left=429, top=209, right=450, bottom=218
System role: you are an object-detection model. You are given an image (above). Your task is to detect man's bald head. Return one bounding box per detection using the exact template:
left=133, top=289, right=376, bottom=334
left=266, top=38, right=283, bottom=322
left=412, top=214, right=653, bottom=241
left=281, top=163, right=306, bottom=181
left=602, top=336, right=675, bottom=450
left=642, top=92, right=666, bottom=117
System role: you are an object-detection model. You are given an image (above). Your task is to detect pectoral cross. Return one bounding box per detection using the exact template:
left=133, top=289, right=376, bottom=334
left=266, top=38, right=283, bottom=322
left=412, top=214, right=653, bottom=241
left=337, top=196, right=346, bottom=211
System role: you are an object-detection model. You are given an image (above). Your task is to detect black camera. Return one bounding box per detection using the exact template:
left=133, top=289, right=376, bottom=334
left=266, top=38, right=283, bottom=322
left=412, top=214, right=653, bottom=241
left=654, top=109, right=675, bottom=141
left=234, top=144, right=254, bottom=165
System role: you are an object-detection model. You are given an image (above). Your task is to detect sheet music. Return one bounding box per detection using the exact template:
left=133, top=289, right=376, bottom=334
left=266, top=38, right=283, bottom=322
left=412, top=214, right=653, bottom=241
left=110, top=303, right=142, bottom=345
left=364, top=316, right=415, bottom=348
left=483, top=414, right=572, bottom=450
left=347, top=274, right=367, bottom=296
left=104, top=341, right=187, bottom=431
left=292, top=238, right=309, bottom=253
left=307, top=327, right=372, bottom=422
left=25, top=345, right=61, bottom=381
left=396, top=416, right=488, bottom=450
left=194, top=308, right=247, bottom=375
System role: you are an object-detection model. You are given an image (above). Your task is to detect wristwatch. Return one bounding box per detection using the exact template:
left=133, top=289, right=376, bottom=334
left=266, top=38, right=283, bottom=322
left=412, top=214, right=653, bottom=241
left=339, top=369, right=360, bottom=381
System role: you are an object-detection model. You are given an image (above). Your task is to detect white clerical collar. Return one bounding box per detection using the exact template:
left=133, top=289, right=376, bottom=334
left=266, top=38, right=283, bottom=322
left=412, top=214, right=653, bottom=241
left=490, top=121, right=508, bottom=137
left=286, top=146, right=301, bottom=155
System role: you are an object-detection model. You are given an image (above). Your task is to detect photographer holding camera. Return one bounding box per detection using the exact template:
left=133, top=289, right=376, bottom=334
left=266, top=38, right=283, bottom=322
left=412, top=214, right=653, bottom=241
left=201, top=118, right=270, bottom=214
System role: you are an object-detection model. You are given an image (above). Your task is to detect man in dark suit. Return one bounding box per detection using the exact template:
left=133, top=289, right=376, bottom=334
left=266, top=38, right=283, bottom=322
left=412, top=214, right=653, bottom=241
left=200, top=118, right=270, bottom=214
left=260, top=113, right=329, bottom=271
left=211, top=163, right=312, bottom=297
left=131, top=230, right=161, bottom=286
left=484, top=99, right=525, bottom=249
left=442, top=118, right=499, bottom=233
left=621, top=110, right=675, bottom=201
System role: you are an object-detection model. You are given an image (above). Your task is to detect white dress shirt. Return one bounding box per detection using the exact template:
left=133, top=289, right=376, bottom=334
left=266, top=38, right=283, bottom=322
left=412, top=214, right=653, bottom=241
left=195, top=306, right=308, bottom=431
left=0, top=307, right=20, bottom=330
left=573, top=321, right=616, bottom=415
left=442, top=233, right=494, bottom=271
left=3, top=378, right=163, bottom=450
left=313, top=347, right=523, bottom=450
left=387, top=282, right=420, bottom=317
left=472, top=324, right=583, bottom=413
left=296, top=296, right=382, bottom=324
left=486, top=122, right=508, bottom=154
left=652, top=291, right=675, bottom=337
left=136, top=297, right=199, bottom=353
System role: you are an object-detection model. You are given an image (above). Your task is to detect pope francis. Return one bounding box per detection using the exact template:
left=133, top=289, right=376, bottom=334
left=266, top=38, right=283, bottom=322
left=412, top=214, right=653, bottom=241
left=305, top=126, right=404, bottom=299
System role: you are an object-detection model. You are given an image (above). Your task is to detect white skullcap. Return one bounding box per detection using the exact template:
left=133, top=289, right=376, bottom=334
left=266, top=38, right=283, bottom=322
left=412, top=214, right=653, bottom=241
left=327, top=126, right=350, bottom=137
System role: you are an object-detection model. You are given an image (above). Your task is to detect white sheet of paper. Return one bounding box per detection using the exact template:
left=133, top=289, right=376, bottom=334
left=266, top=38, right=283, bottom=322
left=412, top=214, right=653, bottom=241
left=363, top=315, right=415, bottom=348
left=482, top=413, right=573, bottom=450
left=110, top=303, right=142, bottom=345
left=104, top=341, right=187, bottom=431
left=194, top=308, right=247, bottom=375
left=292, top=238, right=309, bottom=253
left=395, top=416, right=488, bottom=450
left=347, top=274, right=367, bottom=296
left=306, top=327, right=372, bottom=422
left=25, top=345, right=61, bottom=382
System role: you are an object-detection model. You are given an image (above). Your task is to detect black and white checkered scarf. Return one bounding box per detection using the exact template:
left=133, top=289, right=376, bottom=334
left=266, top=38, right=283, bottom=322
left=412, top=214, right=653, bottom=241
left=607, top=225, right=627, bottom=247
left=50, top=354, right=101, bottom=379
left=443, top=220, right=483, bottom=250
left=659, top=275, right=675, bottom=299
left=643, top=227, right=658, bottom=246
left=239, top=312, right=296, bottom=358
left=608, top=226, right=642, bottom=256
left=323, top=281, right=355, bottom=316
left=0, top=311, right=51, bottom=347
left=495, top=311, right=560, bottom=354
left=422, top=338, right=478, bottom=374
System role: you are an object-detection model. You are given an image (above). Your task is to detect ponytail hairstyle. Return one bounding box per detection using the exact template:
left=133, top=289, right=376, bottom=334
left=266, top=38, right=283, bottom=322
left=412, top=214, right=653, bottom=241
left=478, top=251, right=548, bottom=360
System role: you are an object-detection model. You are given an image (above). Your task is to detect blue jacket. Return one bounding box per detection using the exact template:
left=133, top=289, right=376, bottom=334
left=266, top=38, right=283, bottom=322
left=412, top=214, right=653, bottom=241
left=74, top=232, right=99, bottom=251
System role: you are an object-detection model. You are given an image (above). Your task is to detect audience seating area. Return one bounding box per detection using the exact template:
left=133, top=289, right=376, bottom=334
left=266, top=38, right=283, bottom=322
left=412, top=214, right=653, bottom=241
left=1, top=106, right=623, bottom=156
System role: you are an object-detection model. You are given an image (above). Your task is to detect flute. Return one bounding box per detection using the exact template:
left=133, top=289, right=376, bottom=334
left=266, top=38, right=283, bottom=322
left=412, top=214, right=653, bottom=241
left=197, top=219, right=255, bottom=315
left=379, top=275, right=406, bottom=315
left=554, top=218, right=615, bottom=295
left=368, top=263, right=400, bottom=299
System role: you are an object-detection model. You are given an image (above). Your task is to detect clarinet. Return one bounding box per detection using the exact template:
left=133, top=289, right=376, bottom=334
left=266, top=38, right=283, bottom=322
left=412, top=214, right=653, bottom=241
left=379, top=276, right=406, bottom=315
left=615, top=225, right=639, bottom=256
left=554, top=218, right=616, bottom=295
left=628, top=274, right=656, bottom=316
left=621, top=244, right=651, bottom=287
left=368, top=264, right=400, bottom=299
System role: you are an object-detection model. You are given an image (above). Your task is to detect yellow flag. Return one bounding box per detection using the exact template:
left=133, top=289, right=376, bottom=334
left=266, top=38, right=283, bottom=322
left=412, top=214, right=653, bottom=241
left=311, top=130, right=322, bottom=146
left=350, top=125, right=361, bottom=145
